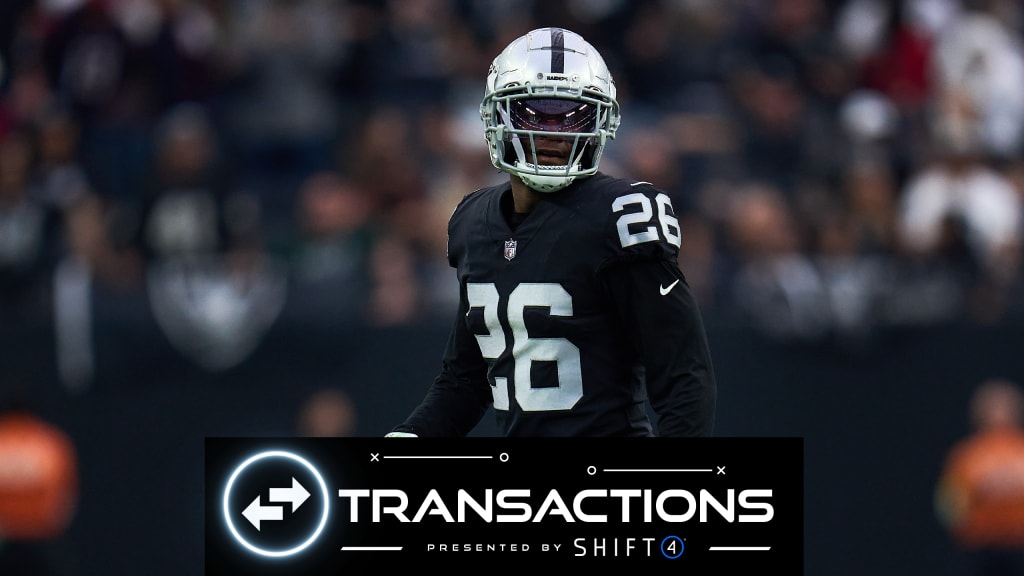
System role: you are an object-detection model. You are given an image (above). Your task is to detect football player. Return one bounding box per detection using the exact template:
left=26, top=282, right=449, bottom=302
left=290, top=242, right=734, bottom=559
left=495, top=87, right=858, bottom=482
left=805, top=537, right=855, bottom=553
left=388, top=27, right=716, bottom=437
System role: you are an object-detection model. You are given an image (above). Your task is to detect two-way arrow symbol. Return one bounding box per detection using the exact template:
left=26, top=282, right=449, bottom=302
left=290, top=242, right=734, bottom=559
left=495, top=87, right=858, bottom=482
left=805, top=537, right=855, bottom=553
left=242, top=477, right=311, bottom=531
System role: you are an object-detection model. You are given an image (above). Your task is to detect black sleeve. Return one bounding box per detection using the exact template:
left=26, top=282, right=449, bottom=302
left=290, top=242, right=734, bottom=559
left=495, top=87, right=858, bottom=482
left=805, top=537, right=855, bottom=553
left=603, top=258, right=716, bottom=437
left=391, top=283, right=493, bottom=436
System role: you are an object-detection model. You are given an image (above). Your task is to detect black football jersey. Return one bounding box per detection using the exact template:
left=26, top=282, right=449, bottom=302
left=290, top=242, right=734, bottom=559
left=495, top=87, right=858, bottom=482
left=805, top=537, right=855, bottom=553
left=393, top=172, right=716, bottom=437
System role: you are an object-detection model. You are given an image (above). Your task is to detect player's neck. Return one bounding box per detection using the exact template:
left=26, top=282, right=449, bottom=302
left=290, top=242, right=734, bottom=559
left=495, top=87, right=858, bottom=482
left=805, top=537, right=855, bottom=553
left=510, top=176, right=542, bottom=214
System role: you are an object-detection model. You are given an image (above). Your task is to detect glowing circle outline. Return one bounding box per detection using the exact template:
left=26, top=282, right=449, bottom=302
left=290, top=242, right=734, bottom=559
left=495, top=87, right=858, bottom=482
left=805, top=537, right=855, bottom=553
left=222, top=450, right=330, bottom=558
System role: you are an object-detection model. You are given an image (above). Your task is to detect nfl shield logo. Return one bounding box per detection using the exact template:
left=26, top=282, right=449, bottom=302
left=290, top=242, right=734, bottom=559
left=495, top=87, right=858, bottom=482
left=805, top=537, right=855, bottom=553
left=503, top=239, right=517, bottom=261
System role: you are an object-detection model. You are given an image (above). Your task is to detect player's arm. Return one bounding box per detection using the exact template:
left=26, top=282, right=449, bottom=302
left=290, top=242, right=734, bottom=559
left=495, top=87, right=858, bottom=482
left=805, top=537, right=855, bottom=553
left=603, top=258, right=716, bottom=437
left=389, top=283, right=493, bottom=437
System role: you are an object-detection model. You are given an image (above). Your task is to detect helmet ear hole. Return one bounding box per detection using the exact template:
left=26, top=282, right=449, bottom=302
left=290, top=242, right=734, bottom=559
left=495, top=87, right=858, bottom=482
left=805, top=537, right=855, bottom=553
left=579, top=145, right=596, bottom=168
left=501, top=143, right=516, bottom=164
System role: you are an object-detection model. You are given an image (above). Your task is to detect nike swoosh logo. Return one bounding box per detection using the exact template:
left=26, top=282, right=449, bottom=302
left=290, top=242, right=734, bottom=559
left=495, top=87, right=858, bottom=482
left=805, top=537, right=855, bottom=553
left=660, top=279, right=680, bottom=296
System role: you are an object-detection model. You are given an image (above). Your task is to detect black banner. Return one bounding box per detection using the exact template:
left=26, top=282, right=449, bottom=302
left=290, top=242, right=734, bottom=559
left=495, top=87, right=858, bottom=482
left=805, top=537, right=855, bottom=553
left=205, top=438, right=802, bottom=573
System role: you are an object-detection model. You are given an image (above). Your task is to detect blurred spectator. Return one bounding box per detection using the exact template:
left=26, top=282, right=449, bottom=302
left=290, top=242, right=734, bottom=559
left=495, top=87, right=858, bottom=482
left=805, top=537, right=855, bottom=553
left=725, top=181, right=831, bottom=339
left=28, top=102, right=138, bottom=291
left=0, top=64, right=55, bottom=142
left=275, top=170, right=375, bottom=323
left=772, top=0, right=859, bottom=106
left=416, top=98, right=502, bottom=199
left=137, top=102, right=287, bottom=372
left=0, top=101, right=136, bottom=390
left=133, top=102, right=257, bottom=264
left=0, top=404, right=78, bottom=576
left=722, top=45, right=843, bottom=190
left=676, top=213, right=720, bottom=312
left=35, top=0, right=169, bottom=200
left=661, top=83, right=739, bottom=194
left=896, top=99, right=1023, bottom=305
left=837, top=88, right=907, bottom=173
left=31, top=103, right=88, bottom=209
left=0, top=128, right=62, bottom=318
left=836, top=0, right=957, bottom=180
left=218, top=0, right=344, bottom=192
left=143, top=0, right=221, bottom=107
left=619, top=123, right=687, bottom=203
left=840, top=0, right=937, bottom=113
left=0, top=1, right=36, bottom=80
left=379, top=0, right=459, bottom=108
left=811, top=206, right=887, bottom=341
left=346, top=106, right=428, bottom=218
left=936, top=378, right=1024, bottom=576
left=297, top=387, right=357, bottom=437
left=366, top=232, right=423, bottom=327
left=613, top=0, right=689, bottom=108
left=842, top=156, right=900, bottom=254
left=0, top=409, right=77, bottom=540
left=932, top=0, right=1024, bottom=159
left=401, top=194, right=461, bottom=320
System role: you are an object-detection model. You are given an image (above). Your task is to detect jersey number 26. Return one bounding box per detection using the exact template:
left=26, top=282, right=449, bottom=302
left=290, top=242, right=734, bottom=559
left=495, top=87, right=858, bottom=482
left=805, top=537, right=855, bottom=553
left=467, top=282, right=582, bottom=412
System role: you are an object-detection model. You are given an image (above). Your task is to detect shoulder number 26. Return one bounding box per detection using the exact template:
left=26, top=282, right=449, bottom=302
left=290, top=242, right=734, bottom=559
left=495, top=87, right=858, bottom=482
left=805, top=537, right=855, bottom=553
left=613, top=192, right=681, bottom=249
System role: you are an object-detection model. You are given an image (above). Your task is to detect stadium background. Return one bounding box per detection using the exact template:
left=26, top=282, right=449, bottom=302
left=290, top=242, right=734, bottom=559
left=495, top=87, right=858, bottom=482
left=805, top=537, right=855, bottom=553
left=2, top=0, right=1024, bottom=574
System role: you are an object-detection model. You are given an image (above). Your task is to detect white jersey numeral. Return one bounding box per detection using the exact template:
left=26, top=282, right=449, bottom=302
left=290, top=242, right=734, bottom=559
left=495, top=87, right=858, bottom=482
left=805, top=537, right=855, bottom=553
left=466, top=282, right=583, bottom=412
left=613, top=192, right=681, bottom=248
left=466, top=282, right=509, bottom=410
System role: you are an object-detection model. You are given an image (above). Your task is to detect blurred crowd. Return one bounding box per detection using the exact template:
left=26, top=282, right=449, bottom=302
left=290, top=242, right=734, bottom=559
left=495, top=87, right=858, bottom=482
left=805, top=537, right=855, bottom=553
left=1, top=0, right=1024, bottom=350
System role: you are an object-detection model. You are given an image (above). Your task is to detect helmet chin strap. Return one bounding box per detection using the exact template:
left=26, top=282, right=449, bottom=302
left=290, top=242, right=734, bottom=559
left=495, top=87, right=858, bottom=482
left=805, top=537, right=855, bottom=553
left=515, top=161, right=579, bottom=193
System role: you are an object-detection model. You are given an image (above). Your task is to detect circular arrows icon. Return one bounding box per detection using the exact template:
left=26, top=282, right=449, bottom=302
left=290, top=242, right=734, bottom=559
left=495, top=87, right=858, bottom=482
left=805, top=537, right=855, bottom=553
left=223, top=451, right=329, bottom=557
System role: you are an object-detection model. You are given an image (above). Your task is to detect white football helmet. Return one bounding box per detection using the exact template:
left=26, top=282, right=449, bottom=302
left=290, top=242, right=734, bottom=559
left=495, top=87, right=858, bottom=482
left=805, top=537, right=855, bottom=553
left=480, top=27, right=620, bottom=193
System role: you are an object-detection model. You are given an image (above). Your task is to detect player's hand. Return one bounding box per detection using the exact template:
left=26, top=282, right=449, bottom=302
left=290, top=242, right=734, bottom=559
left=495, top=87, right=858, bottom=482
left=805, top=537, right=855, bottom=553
left=384, top=432, right=418, bottom=437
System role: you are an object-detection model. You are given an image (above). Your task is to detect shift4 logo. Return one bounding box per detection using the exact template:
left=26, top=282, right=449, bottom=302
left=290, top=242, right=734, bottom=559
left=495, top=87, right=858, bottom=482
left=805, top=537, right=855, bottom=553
left=222, top=450, right=330, bottom=557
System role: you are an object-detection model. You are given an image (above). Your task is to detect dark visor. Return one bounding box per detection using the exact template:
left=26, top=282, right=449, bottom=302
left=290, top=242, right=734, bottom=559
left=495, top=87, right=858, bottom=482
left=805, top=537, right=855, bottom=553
left=510, top=98, right=598, bottom=133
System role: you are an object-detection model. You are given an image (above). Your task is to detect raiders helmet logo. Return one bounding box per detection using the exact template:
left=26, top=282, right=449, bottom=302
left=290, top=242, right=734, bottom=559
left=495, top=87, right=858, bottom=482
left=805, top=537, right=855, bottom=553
left=504, top=239, right=517, bottom=261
